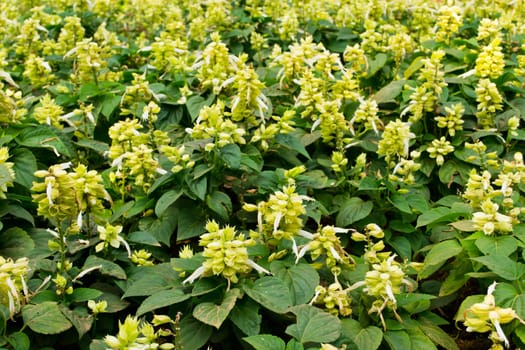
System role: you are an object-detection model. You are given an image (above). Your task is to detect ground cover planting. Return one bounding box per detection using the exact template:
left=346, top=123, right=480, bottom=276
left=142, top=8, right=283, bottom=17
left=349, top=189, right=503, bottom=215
left=2, top=0, right=525, bottom=349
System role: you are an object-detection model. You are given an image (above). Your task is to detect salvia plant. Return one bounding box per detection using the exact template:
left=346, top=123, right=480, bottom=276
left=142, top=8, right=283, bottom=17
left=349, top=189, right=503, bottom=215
left=3, top=0, right=525, bottom=349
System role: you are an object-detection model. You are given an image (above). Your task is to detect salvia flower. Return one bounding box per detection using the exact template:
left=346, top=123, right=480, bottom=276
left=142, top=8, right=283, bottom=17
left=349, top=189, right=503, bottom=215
left=426, top=137, right=455, bottom=166
left=464, top=282, right=525, bottom=349
left=95, top=223, right=131, bottom=257
left=475, top=38, right=505, bottom=79
left=0, top=147, right=15, bottom=199
left=377, top=119, right=415, bottom=166
left=182, top=220, right=270, bottom=285
left=0, top=256, right=29, bottom=317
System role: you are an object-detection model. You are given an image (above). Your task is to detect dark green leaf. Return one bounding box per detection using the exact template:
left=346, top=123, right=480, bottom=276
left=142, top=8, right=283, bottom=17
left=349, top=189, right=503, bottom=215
left=243, top=276, right=293, bottom=314
left=373, top=80, right=405, bottom=103
left=475, top=236, right=518, bottom=256
left=180, top=315, right=213, bottom=350
left=11, top=148, right=37, bottom=189
left=271, top=261, right=319, bottom=305
left=229, top=299, right=261, bottom=336
left=155, top=189, right=183, bottom=217
left=136, top=288, right=190, bottom=316
left=193, top=288, right=241, bottom=329
left=59, top=306, right=93, bottom=339
left=83, top=256, right=126, bottom=280
left=219, top=143, right=241, bottom=169
left=419, top=240, right=462, bottom=279
left=336, top=197, right=373, bottom=227
left=6, top=332, right=30, bottom=350
left=22, top=302, right=72, bottom=335
left=68, top=288, right=103, bottom=303
left=471, top=254, right=525, bottom=280
left=275, top=134, right=310, bottom=159
left=340, top=319, right=382, bottom=350
left=0, top=227, right=34, bottom=259
left=285, top=304, right=341, bottom=344
left=206, top=191, right=232, bottom=220
left=243, top=335, right=286, bottom=350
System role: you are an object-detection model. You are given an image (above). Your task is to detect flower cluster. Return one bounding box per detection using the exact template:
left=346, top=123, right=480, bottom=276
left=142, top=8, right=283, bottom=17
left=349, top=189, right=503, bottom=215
left=32, top=163, right=110, bottom=232
left=95, top=223, right=131, bottom=257
left=310, top=274, right=353, bottom=317
left=435, top=103, right=465, bottom=136
left=294, top=226, right=353, bottom=268
left=0, top=147, right=15, bottom=199
left=104, top=314, right=180, bottom=350
left=186, top=100, right=246, bottom=151
left=107, top=118, right=169, bottom=194
left=377, top=119, right=415, bottom=166
left=403, top=50, right=447, bottom=122
left=464, top=282, right=524, bottom=349
left=426, top=137, right=454, bottom=166
left=0, top=256, right=29, bottom=317
left=434, top=5, right=463, bottom=42
left=475, top=78, right=503, bottom=129
left=182, top=220, right=269, bottom=285
left=32, top=94, right=64, bottom=129
left=475, top=39, right=505, bottom=79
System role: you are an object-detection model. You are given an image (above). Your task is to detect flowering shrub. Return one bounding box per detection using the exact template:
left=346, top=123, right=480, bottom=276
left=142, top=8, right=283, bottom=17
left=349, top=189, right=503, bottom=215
left=2, top=1, right=525, bottom=349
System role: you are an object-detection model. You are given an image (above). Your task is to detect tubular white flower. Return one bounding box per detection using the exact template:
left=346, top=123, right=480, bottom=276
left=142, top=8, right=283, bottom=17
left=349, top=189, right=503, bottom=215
left=182, top=266, right=207, bottom=285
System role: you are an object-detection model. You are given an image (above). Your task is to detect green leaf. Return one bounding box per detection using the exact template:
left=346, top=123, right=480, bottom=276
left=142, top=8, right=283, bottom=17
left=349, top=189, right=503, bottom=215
left=286, top=304, right=341, bottom=344
left=336, top=197, right=373, bottom=227
left=396, top=293, right=435, bottom=315
left=384, top=330, right=411, bottom=350
left=373, top=80, right=405, bottom=103
left=285, top=339, right=304, bottom=350
left=419, top=240, right=463, bottom=279
left=417, top=207, right=469, bottom=228
left=275, top=134, right=310, bottom=159
left=59, top=306, right=93, bottom=339
left=90, top=283, right=129, bottom=313
left=78, top=82, right=100, bottom=101
left=187, top=176, right=207, bottom=201
left=127, top=231, right=160, bottom=246
left=406, top=325, right=438, bottom=350
left=243, top=335, right=286, bottom=350
left=368, top=53, right=388, bottom=76
left=139, top=203, right=178, bottom=245
left=155, top=189, right=182, bottom=217
left=243, top=276, right=293, bottom=314
left=0, top=227, right=34, bottom=259
left=11, top=148, right=37, bottom=189
left=7, top=205, right=34, bottom=226
left=271, top=261, right=319, bottom=305
left=22, top=302, right=72, bottom=335
left=16, top=126, right=71, bottom=157
left=206, top=191, right=232, bottom=220
left=475, top=236, right=518, bottom=256
left=340, top=319, right=382, bottom=350
left=124, top=264, right=179, bottom=297
left=68, top=288, right=103, bottom=303
left=193, top=288, right=241, bottom=329
left=219, top=143, right=241, bottom=169
left=75, top=139, right=109, bottom=155
left=136, top=289, right=190, bottom=316
left=6, top=332, right=30, bottom=350
left=82, top=256, right=126, bottom=280
left=100, top=94, right=121, bottom=118
left=471, top=254, right=525, bottom=280
left=180, top=315, right=213, bottom=350
left=176, top=200, right=206, bottom=241
left=419, top=322, right=460, bottom=350
left=186, top=94, right=215, bottom=121
left=229, top=299, right=261, bottom=336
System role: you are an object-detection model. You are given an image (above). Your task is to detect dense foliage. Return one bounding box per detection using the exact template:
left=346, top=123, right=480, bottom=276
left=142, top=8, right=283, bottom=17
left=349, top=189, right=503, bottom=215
left=2, top=0, right=525, bottom=349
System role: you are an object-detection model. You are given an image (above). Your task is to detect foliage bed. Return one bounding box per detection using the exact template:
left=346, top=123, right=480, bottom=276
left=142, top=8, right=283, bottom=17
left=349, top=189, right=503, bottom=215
left=2, top=0, right=525, bottom=349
